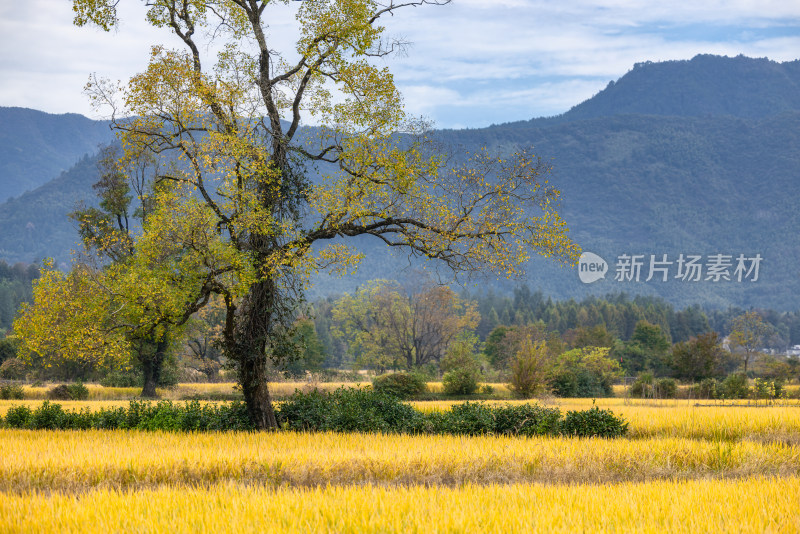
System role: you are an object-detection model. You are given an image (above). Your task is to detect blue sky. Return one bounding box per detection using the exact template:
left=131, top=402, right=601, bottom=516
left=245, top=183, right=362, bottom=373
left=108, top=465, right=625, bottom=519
left=1, top=0, right=799, bottom=129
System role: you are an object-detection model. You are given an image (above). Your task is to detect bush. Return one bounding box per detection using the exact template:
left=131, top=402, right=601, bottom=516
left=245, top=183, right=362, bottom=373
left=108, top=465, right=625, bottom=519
left=277, top=387, right=425, bottom=434
left=720, top=372, right=750, bottom=399
left=654, top=378, right=677, bottom=399
left=2, top=387, right=628, bottom=438
left=372, top=372, right=428, bottom=399
left=561, top=404, right=629, bottom=438
left=4, top=405, right=32, bottom=428
left=694, top=378, right=719, bottom=399
left=47, top=382, right=89, bottom=400
left=2, top=399, right=255, bottom=431
left=508, top=338, right=549, bottom=398
left=629, top=372, right=654, bottom=398
left=442, top=368, right=480, bottom=396
left=46, top=385, right=72, bottom=400
left=0, top=384, right=24, bottom=399
left=492, top=403, right=561, bottom=437
left=67, top=381, right=89, bottom=400
left=429, top=402, right=495, bottom=435
left=550, top=369, right=612, bottom=398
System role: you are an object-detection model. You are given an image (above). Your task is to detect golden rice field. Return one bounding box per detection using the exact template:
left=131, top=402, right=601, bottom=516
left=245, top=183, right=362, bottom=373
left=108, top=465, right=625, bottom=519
left=2, top=477, right=798, bottom=533
left=3, top=391, right=800, bottom=532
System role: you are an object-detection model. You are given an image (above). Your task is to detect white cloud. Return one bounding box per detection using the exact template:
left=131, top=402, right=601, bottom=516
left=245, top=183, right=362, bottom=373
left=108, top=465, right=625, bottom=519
left=1, top=0, right=798, bottom=127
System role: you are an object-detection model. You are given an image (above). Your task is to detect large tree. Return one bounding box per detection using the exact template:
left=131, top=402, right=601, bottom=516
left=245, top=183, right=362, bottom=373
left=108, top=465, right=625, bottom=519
left=71, top=0, right=579, bottom=429
left=332, top=279, right=479, bottom=370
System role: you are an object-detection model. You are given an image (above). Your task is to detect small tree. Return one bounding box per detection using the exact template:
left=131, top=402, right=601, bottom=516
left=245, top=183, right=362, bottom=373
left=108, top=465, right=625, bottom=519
left=729, top=311, right=771, bottom=374
left=671, top=332, right=727, bottom=382
left=508, top=337, right=551, bottom=398
left=441, top=338, right=481, bottom=396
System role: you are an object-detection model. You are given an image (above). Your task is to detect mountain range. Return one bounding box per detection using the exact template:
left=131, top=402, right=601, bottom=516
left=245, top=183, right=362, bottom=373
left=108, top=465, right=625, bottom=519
left=1, top=54, right=799, bottom=309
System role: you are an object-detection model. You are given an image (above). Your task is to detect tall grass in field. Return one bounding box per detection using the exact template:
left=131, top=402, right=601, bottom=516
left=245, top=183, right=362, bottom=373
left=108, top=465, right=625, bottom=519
left=2, top=476, right=798, bottom=533
left=1, top=428, right=799, bottom=492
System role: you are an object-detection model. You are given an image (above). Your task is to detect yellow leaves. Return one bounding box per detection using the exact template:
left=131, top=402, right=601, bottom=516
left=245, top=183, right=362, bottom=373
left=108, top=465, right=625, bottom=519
left=13, top=264, right=130, bottom=371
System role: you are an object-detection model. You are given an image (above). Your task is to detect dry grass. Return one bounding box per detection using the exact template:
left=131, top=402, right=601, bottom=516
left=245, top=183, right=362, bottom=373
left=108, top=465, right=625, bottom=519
left=1, top=428, right=799, bottom=493
left=1, top=476, right=799, bottom=533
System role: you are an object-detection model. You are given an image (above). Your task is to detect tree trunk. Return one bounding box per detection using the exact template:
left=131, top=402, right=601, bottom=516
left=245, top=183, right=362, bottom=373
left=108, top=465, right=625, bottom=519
left=139, top=338, right=167, bottom=398
left=240, top=354, right=278, bottom=429
left=233, top=278, right=284, bottom=430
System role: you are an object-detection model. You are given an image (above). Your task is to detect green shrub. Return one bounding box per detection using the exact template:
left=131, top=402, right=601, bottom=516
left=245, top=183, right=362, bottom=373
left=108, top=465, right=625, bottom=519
left=442, top=368, right=480, bottom=396
left=654, top=378, right=677, bottom=399
left=550, top=369, right=612, bottom=398
left=429, top=402, right=495, bottom=435
left=481, top=384, right=495, bottom=395
left=508, top=338, right=549, bottom=398
left=2, top=399, right=254, bottom=432
left=0, top=384, right=24, bottom=400
left=561, top=404, right=628, bottom=438
left=276, top=387, right=424, bottom=434
left=4, top=405, right=32, bottom=428
left=372, top=372, right=428, bottom=399
left=2, top=387, right=627, bottom=438
left=695, top=378, right=719, bottom=399
left=720, top=372, right=750, bottom=399
left=47, top=382, right=89, bottom=400
left=492, top=403, right=561, bottom=437
left=46, top=385, right=72, bottom=400
left=629, top=372, right=654, bottom=398
left=66, top=381, right=89, bottom=400
left=29, top=401, right=68, bottom=430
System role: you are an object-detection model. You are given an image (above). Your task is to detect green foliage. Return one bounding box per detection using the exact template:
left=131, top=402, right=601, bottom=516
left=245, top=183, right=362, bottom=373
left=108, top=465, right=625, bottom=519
left=508, top=337, right=550, bottom=398
left=671, top=332, right=727, bottom=381
left=4, top=405, right=32, bottom=427
left=720, top=372, right=750, bottom=399
left=275, top=388, right=623, bottom=438
left=561, top=404, right=629, bottom=438
left=695, top=378, right=719, bottom=399
left=0, top=384, right=23, bottom=399
left=549, top=347, right=619, bottom=398
left=2, top=400, right=254, bottom=431
left=0, top=335, right=21, bottom=364
left=441, top=339, right=482, bottom=396
left=46, top=384, right=72, bottom=400
left=654, top=378, right=677, bottom=399
left=2, top=390, right=627, bottom=438
left=276, top=387, right=424, bottom=434
left=442, top=368, right=480, bottom=396
left=628, top=372, right=675, bottom=398
left=372, top=372, right=428, bottom=399
left=46, top=382, right=89, bottom=401
left=66, top=381, right=89, bottom=400
left=100, top=370, right=140, bottom=387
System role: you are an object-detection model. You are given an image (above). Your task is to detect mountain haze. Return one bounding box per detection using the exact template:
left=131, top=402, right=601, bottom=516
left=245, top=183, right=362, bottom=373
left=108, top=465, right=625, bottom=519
left=0, top=54, right=798, bottom=309
left=0, top=108, right=112, bottom=200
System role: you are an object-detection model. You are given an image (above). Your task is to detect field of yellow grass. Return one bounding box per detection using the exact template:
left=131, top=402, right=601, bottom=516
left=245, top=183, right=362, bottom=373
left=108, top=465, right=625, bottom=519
left=2, top=476, right=798, bottom=533
left=3, top=392, right=800, bottom=532
left=16, top=381, right=372, bottom=400
left=3, top=428, right=800, bottom=492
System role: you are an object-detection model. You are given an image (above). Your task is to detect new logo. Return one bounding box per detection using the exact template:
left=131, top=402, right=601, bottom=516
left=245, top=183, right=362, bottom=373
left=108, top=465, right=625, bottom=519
left=578, top=252, right=607, bottom=284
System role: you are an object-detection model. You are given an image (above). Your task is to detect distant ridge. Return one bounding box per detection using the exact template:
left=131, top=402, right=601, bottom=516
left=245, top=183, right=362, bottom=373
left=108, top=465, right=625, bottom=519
left=1, top=55, right=800, bottom=310
left=560, top=54, right=800, bottom=121
left=0, top=107, right=112, bottom=199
